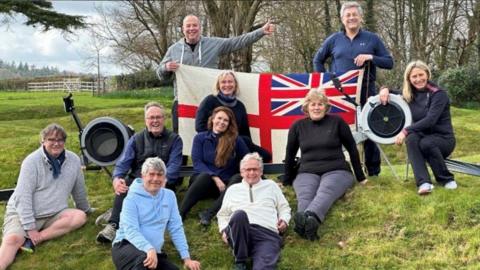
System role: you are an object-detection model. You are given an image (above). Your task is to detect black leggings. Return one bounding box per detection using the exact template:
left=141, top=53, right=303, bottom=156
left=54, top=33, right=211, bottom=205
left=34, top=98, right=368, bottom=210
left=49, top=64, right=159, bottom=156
left=179, top=173, right=241, bottom=219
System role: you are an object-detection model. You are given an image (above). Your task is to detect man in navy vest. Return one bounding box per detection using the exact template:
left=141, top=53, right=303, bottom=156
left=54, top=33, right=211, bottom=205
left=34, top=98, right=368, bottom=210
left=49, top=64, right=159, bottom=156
left=96, top=101, right=183, bottom=243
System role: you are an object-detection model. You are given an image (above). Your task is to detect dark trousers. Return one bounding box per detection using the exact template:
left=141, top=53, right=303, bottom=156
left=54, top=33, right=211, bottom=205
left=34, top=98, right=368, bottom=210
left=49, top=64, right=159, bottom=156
left=112, top=240, right=178, bottom=270
left=364, top=139, right=381, bottom=176
left=225, top=211, right=282, bottom=270
left=179, top=173, right=241, bottom=219
left=109, top=176, right=135, bottom=227
left=361, top=83, right=381, bottom=176
left=406, top=132, right=455, bottom=186
left=172, top=100, right=178, bottom=133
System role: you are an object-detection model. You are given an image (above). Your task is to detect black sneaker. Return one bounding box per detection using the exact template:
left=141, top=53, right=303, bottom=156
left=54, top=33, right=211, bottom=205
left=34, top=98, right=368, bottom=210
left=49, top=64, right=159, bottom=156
left=20, top=238, right=35, bottom=253
left=293, top=212, right=306, bottom=237
left=232, top=262, right=247, bottom=270
left=198, top=210, right=213, bottom=226
left=304, top=213, right=320, bottom=241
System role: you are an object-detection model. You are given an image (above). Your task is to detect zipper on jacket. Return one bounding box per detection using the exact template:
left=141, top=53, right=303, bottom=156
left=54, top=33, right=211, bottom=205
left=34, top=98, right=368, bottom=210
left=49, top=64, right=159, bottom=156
left=249, top=185, right=253, bottom=202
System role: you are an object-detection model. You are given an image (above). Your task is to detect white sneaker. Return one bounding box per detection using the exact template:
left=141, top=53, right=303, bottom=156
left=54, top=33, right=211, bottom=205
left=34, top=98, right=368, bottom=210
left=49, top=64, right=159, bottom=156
left=444, top=181, right=458, bottom=190
left=418, top=183, right=434, bottom=195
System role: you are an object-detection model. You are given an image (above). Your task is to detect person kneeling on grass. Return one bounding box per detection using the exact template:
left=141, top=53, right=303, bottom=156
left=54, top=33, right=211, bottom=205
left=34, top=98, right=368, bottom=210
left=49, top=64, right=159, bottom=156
left=111, top=157, right=200, bottom=270
left=0, top=124, right=92, bottom=270
left=217, top=153, right=291, bottom=270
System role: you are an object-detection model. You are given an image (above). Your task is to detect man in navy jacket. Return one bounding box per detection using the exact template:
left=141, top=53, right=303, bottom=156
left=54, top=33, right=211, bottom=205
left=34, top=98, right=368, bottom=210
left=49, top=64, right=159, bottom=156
left=313, top=1, right=393, bottom=176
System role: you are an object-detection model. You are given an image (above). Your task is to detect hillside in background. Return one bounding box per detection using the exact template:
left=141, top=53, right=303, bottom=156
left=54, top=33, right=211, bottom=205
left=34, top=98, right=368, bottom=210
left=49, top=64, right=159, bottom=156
left=0, top=59, right=78, bottom=79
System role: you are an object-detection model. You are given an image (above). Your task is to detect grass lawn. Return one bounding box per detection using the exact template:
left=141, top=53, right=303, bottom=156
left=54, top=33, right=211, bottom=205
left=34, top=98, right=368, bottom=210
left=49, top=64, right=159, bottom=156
left=0, top=89, right=479, bottom=269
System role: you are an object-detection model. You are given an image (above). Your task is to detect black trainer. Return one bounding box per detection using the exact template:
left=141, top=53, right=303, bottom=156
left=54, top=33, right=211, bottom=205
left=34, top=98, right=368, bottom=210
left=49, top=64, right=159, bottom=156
left=293, top=212, right=306, bottom=237
left=304, top=212, right=320, bottom=241
left=198, top=210, right=213, bottom=226
left=232, top=262, right=247, bottom=270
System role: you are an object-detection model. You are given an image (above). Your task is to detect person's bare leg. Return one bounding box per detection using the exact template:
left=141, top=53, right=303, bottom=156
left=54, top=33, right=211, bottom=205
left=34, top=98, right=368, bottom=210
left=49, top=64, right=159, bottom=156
left=0, top=233, right=24, bottom=270
left=38, top=209, right=87, bottom=243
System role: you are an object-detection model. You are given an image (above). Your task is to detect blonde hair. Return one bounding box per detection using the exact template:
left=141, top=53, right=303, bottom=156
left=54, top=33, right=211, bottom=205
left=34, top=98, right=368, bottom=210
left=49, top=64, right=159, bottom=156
left=402, top=60, right=431, bottom=103
left=301, top=88, right=331, bottom=116
left=213, top=70, right=239, bottom=97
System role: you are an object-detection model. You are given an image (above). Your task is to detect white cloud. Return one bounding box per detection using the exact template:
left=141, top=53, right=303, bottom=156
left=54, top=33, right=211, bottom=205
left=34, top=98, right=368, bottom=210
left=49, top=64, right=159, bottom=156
left=0, top=1, right=125, bottom=75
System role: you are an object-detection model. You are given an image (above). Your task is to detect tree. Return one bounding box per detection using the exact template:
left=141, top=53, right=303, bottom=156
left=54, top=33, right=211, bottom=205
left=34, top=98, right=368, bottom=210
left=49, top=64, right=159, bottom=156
left=82, top=26, right=108, bottom=94
left=0, top=0, right=85, bottom=32
left=95, top=0, right=184, bottom=72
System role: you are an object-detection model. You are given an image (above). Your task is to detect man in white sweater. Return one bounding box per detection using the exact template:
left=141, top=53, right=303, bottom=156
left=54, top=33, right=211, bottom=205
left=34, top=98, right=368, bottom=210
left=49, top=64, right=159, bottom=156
left=217, top=153, right=291, bottom=270
left=0, top=124, right=91, bottom=270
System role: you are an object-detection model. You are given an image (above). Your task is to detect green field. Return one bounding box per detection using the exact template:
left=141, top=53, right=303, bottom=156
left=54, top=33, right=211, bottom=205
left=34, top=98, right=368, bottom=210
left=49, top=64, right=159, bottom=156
left=1, top=90, right=479, bottom=269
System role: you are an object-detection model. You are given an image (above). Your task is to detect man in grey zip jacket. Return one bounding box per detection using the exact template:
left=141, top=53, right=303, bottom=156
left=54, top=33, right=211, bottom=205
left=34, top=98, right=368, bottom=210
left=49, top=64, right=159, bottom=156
left=156, top=14, right=275, bottom=132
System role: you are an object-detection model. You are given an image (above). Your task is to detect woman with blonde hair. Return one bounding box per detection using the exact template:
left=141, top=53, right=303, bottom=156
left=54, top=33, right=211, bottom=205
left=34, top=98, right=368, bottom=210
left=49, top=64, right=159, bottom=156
left=284, top=89, right=367, bottom=241
left=380, top=60, right=456, bottom=195
left=195, top=70, right=271, bottom=162
left=180, top=106, right=249, bottom=225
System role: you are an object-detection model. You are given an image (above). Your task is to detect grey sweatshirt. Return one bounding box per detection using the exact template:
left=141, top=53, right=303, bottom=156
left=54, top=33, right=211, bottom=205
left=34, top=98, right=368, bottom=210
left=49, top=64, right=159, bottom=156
left=156, top=28, right=265, bottom=98
left=6, top=147, right=90, bottom=230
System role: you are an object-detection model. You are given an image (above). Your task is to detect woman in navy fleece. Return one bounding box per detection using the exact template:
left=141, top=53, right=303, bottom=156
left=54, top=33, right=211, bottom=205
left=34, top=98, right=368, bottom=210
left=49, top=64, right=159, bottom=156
left=380, top=60, right=457, bottom=195
left=180, top=106, right=249, bottom=225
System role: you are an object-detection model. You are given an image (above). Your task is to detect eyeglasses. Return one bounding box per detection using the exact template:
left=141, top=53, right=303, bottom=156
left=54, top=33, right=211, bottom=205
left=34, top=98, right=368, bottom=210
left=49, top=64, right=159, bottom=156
left=146, top=116, right=164, bottom=121
left=45, top=138, right=65, bottom=144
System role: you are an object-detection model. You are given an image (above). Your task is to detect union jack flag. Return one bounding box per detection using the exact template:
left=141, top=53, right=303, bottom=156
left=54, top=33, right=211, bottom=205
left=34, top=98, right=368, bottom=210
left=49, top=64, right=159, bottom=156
left=176, top=65, right=363, bottom=162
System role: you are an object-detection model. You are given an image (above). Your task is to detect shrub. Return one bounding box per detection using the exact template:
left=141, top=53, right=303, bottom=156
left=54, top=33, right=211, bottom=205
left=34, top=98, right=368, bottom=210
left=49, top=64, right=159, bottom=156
left=113, top=69, right=171, bottom=91
left=438, top=66, right=480, bottom=107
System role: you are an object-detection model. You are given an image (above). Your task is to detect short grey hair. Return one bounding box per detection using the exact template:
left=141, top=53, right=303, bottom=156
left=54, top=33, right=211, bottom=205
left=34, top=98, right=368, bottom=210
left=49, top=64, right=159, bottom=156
left=240, top=152, right=263, bottom=171
left=141, top=157, right=167, bottom=176
left=144, top=101, right=165, bottom=118
left=40, top=123, right=67, bottom=142
left=340, top=1, right=363, bottom=17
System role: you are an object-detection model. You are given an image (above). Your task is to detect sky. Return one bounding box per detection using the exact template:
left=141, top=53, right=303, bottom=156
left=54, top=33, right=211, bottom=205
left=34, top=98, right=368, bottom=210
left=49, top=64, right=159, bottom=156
left=0, top=1, right=125, bottom=75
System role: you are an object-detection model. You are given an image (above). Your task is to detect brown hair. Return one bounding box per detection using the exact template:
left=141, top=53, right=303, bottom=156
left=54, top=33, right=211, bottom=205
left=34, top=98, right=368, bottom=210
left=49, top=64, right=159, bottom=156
left=207, top=106, right=238, bottom=167
left=40, top=123, right=67, bottom=142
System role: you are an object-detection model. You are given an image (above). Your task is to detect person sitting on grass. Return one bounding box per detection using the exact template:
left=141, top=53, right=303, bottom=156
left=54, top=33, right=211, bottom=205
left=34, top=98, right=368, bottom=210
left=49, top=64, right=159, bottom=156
left=111, top=157, right=201, bottom=270
left=0, top=124, right=92, bottom=270
left=96, top=101, right=183, bottom=243
left=179, top=106, right=249, bottom=226
left=217, top=152, right=291, bottom=270
left=283, top=89, right=367, bottom=241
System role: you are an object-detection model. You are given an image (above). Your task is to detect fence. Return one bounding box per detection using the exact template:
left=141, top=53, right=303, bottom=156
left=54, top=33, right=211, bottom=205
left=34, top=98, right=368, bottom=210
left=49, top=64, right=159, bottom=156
left=27, top=79, right=105, bottom=92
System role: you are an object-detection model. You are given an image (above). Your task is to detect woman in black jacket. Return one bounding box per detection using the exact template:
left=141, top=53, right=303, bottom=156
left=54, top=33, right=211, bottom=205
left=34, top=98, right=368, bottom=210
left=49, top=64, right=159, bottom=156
left=380, top=60, right=457, bottom=195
